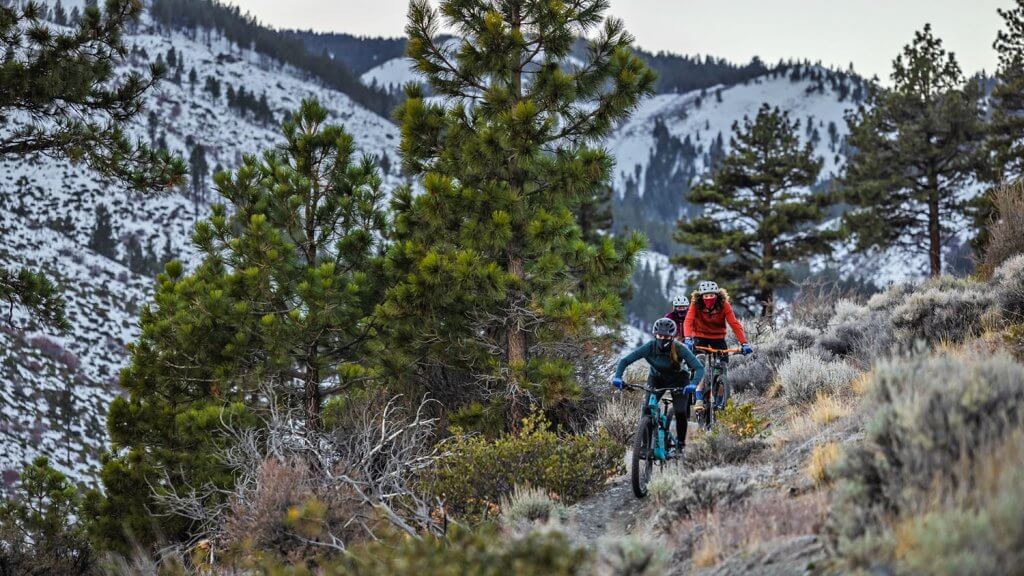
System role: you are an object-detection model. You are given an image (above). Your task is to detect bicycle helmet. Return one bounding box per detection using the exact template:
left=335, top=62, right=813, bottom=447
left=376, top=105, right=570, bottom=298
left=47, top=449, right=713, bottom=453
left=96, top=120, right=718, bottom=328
left=671, top=295, right=688, bottom=307
left=652, top=317, right=676, bottom=337
left=697, top=280, right=719, bottom=295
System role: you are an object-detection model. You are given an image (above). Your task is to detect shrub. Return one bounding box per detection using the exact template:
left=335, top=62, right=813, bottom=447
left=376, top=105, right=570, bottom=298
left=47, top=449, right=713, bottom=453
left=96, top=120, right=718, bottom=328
left=686, top=429, right=766, bottom=470
left=646, top=469, right=685, bottom=507
left=655, top=467, right=754, bottom=530
left=424, top=413, right=624, bottom=521
left=890, top=279, right=994, bottom=345
left=590, top=391, right=642, bottom=446
left=0, top=457, right=93, bottom=576
left=817, top=299, right=894, bottom=367
left=866, top=282, right=915, bottom=312
left=980, top=179, right=1024, bottom=277
left=730, top=324, right=819, bottom=394
left=500, top=485, right=569, bottom=529
left=891, top=432, right=1024, bottom=576
left=828, top=353, right=1024, bottom=565
left=806, top=442, right=840, bottom=487
left=1005, top=322, right=1024, bottom=361
left=320, top=525, right=588, bottom=575
left=592, top=536, right=667, bottom=576
left=776, top=350, right=859, bottom=405
left=993, top=254, right=1024, bottom=322
left=717, top=401, right=771, bottom=440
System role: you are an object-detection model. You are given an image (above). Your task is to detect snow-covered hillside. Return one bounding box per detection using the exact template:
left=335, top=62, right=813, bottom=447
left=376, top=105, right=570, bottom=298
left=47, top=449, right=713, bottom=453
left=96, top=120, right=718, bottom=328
left=607, top=69, right=856, bottom=197
left=0, top=22, right=400, bottom=485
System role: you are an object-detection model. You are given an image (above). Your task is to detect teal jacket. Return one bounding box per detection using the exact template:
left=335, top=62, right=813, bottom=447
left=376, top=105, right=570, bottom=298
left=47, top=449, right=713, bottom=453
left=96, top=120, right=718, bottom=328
left=615, top=340, right=704, bottom=388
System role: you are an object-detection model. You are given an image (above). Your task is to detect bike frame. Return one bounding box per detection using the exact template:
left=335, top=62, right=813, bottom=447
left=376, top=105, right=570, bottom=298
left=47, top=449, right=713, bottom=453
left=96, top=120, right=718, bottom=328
left=693, top=346, right=741, bottom=429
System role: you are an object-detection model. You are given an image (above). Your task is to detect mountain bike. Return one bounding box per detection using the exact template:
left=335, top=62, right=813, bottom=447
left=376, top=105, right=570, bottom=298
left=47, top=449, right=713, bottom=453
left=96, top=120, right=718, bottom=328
left=623, top=383, right=689, bottom=498
left=693, top=346, right=742, bottom=431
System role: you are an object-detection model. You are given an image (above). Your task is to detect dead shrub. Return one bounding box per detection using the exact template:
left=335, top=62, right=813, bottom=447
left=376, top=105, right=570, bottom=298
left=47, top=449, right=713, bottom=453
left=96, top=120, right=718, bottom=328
left=980, top=180, right=1024, bottom=277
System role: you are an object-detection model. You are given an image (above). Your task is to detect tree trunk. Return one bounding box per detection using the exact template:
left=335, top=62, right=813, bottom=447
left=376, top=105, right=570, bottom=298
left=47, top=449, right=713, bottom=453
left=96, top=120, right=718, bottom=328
left=761, top=224, right=775, bottom=319
left=304, top=349, right=322, bottom=434
left=927, top=186, right=942, bottom=277
left=506, top=255, right=527, bottom=431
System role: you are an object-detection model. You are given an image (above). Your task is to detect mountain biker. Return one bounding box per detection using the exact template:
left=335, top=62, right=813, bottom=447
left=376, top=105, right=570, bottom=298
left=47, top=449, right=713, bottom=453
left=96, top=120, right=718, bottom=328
left=683, top=280, right=753, bottom=411
left=612, top=318, right=704, bottom=456
left=664, top=296, right=689, bottom=339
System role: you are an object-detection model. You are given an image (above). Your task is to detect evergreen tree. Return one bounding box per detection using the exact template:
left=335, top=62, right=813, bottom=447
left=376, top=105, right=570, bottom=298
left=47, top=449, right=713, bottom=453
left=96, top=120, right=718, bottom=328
left=989, top=1, right=1024, bottom=182
left=0, top=457, right=92, bottom=574
left=1, top=0, right=184, bottom=331
left=976, top=1, right=1024, bottom=251
left=843, top=25, right=985, bottom=277
left=576, top=184, right=614, bottom=244
left=674, top=104, right=834, bottom=317
left=188, top=142, right=210, bottom=204
left=90, top=100, right=388, bottom=550
left=188, top=66, right=198, bottom=91
left=385, top=0, right=654, bottom=426
left=53, top=1, right=67, bottom=26
left=88, top=204, right=117, bottom=259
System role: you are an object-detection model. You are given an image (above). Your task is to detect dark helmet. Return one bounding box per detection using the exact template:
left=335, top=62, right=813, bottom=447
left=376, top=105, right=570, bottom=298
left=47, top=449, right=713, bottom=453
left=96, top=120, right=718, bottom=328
left=652, top=317, right=676, bottom=337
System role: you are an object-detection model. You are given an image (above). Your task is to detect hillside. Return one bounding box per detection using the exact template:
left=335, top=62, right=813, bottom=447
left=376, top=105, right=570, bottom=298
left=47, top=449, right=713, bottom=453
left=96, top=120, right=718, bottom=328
left=0, top=2, right=972, bottom=486
left=0, top=14, right=400, bottom=484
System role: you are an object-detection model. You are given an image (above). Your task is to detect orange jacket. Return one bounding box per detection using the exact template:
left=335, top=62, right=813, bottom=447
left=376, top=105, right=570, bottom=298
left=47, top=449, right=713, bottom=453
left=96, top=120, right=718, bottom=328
left=683, top=295, right=748, bottom=343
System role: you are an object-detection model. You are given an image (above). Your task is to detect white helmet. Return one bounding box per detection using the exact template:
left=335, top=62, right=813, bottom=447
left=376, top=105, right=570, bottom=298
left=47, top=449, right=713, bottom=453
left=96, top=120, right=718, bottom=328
left=672, top=295, right=688, bottom=307
left=697, top=280, right=719, bottom=295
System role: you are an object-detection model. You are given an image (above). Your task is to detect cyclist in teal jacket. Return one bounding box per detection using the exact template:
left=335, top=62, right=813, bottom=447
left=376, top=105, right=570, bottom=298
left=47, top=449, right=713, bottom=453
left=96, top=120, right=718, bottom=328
left=612, top=318, right=704, bottom=455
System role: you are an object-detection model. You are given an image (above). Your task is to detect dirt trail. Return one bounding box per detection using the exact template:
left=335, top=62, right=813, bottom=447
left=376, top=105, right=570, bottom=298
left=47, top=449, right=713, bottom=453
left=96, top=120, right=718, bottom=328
left=569, top=474, right=640, bottom=543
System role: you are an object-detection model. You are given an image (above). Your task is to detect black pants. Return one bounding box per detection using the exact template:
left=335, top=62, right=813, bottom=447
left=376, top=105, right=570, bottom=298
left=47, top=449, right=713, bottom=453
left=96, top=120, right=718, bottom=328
left=646, top=379, right=690, bottom=447
left=694, top=337, right=730, bottom=363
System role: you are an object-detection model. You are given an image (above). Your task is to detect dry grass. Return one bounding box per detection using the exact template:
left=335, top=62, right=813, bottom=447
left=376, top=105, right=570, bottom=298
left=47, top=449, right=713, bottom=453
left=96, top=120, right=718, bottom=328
left=672, top=491, right=828, bottom=567
left=772, top=391, right=856, bottom=449
left=692, top=514, right=724, bottom=569
left=851, top=372, right=872, bottom=396
left=806, top=442, right=841, bottom=487
left=808, top=393, right=851, bottom=426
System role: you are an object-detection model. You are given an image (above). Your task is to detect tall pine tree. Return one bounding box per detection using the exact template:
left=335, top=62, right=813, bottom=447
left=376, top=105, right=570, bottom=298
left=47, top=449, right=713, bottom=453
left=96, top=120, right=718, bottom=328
left=384, top=0, right=654, bottom=426
left=674, top=104, right=833, bottom=317
left=843, top=25, right=985, bottom=277
left=989, top=0, right=1024, bottom=183
left=90, top=100, right=388, bottom=551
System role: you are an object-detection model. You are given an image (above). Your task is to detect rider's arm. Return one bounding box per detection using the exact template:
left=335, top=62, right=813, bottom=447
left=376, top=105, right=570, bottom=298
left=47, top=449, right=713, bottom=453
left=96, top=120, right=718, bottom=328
left=614, top=341, right=651, bottom=379
left=677, top=342, right=704, bottom=386
left=683, top=300, right=696, bottom=338
left=723, top=300, right=748, bottom=344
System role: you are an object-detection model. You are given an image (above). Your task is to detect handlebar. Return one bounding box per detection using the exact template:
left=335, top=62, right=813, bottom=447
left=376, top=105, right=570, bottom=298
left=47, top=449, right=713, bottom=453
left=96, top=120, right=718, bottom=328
left=694, top=346, right=742, bottom=354
left=622, top=383, right=690, bottom=394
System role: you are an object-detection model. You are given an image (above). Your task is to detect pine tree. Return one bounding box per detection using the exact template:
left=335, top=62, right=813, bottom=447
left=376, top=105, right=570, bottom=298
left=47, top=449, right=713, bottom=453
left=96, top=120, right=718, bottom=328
left=188, top=142, right=209, bottom=204
left=385, top=0, right=654, bottom=426
left=90, top=100, right=388, bottom=550
left=1, top=0, right=184, bottom=331
left=53, top=0, right=67, bottom=26
left=674, top=104, right=834, bottom=317
left=989, top=1, right=1024, bottom=181
left=843, top=25, right=985, bottom=277
left=976, top=2, right=1024, bottom=251
left=88, top=204, right=117, bottom=259
left=576, top=184, right=614, bottom=244
left=188, top=66, right=198, bottom=91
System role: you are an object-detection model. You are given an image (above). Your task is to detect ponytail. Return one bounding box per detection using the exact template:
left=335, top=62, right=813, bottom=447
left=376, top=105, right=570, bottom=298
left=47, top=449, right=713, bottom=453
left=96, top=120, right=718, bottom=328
left=670, top=341, right=681, bottom=371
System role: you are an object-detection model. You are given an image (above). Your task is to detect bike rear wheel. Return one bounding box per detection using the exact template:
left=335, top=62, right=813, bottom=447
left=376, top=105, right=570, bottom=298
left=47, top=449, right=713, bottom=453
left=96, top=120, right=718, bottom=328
left=631, top=415, right=655, bottom=498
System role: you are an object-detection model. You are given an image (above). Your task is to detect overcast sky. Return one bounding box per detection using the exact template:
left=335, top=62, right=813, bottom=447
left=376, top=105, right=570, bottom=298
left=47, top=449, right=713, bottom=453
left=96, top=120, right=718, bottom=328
left=224, top=0, right=1009, bottom=81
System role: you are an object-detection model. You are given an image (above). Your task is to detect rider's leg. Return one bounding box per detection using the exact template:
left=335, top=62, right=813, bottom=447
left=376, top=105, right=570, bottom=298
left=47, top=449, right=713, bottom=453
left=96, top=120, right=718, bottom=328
left=695, top=337, right=728, bottom=408
left=670, top=388, right=688, bottom=448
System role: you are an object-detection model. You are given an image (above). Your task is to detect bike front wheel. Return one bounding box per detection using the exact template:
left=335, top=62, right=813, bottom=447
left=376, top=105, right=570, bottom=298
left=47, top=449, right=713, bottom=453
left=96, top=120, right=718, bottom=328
left=631, top=415, right=655, bottom=498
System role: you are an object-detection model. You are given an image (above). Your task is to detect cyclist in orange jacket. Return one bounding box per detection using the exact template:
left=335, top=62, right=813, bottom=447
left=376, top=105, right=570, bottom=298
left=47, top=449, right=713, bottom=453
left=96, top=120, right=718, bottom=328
left=683, top=280, right=753, bottom=410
